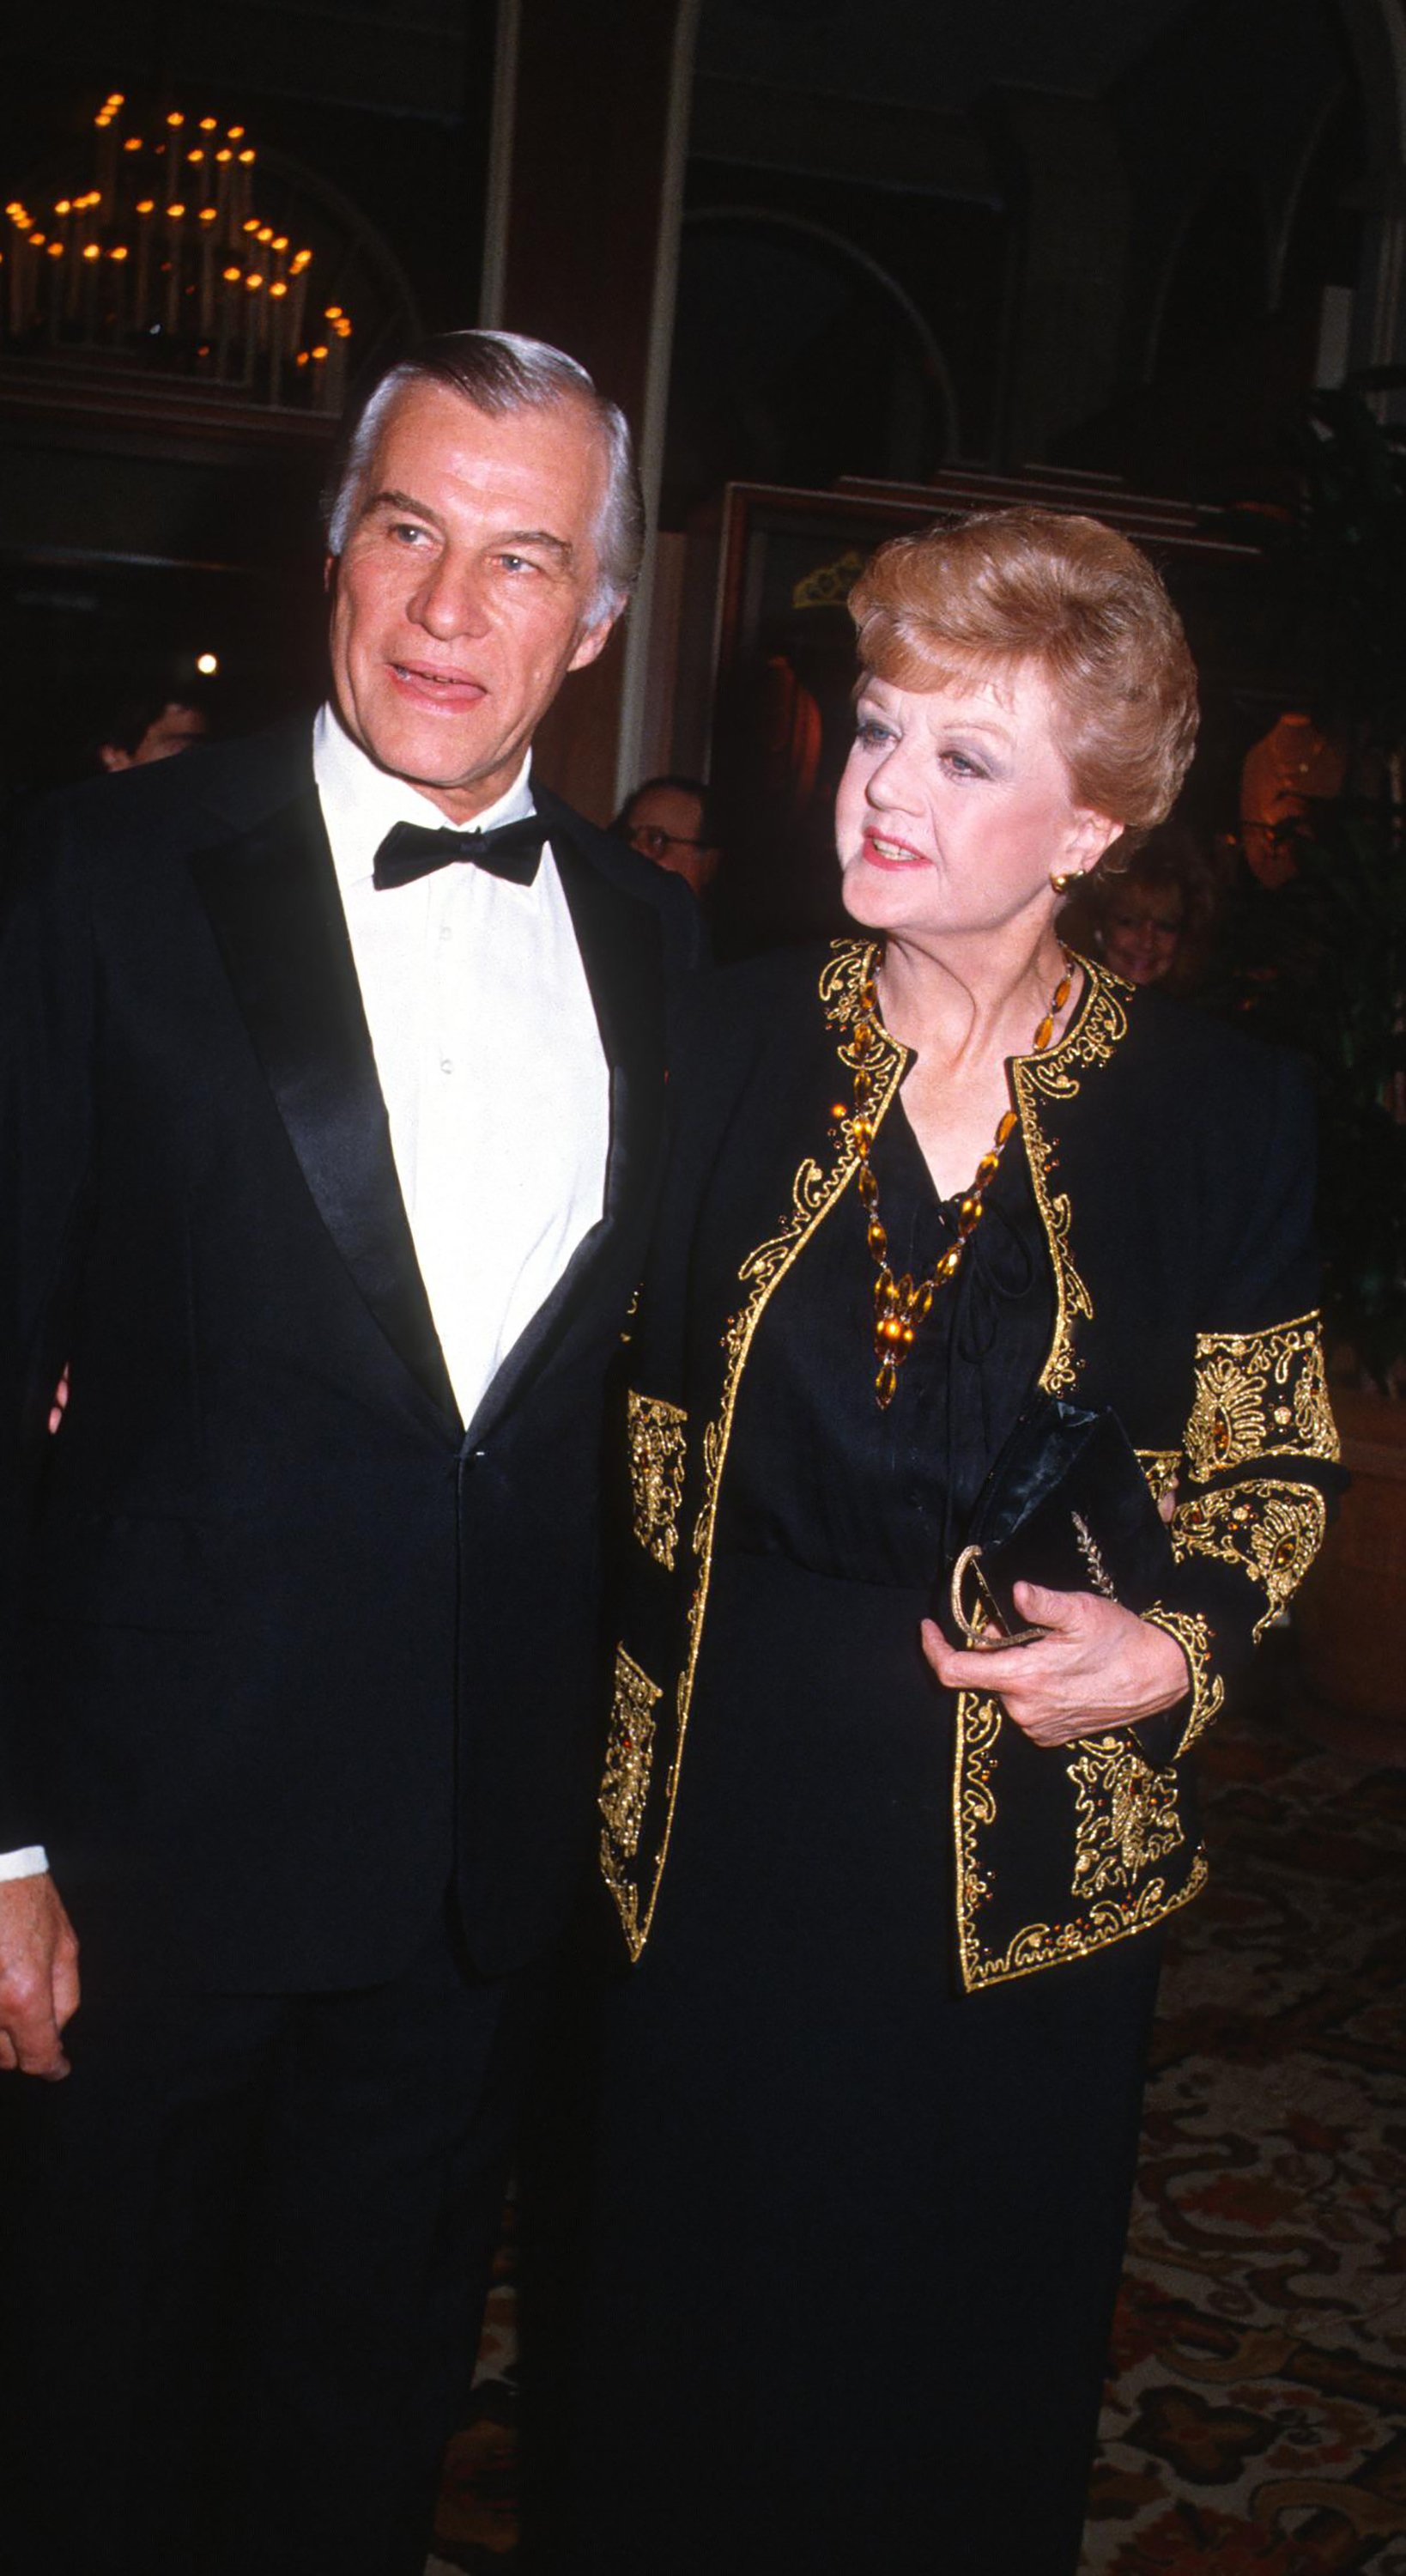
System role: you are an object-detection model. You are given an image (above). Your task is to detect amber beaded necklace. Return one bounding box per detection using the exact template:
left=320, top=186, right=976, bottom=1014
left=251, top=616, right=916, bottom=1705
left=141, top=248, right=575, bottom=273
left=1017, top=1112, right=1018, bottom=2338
left=849, top=946, right=1075, bottom=1409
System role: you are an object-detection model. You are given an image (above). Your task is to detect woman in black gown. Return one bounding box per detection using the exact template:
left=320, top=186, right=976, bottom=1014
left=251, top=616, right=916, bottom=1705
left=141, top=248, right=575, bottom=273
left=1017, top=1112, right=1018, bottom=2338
left=562, top=508, right=1339, bottom=2574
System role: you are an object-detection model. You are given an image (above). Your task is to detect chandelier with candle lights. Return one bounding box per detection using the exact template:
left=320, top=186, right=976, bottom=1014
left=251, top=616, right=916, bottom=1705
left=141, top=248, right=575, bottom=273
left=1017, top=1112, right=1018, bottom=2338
left=2, top=94, right=361, bottom=410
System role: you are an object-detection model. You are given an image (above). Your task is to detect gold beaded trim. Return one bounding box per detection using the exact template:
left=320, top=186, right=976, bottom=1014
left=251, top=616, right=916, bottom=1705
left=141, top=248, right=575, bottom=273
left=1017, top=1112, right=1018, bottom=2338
left=626, top=1391, right=688, bottom=1572
left=1142, top=1604, right=1226, bottom=1756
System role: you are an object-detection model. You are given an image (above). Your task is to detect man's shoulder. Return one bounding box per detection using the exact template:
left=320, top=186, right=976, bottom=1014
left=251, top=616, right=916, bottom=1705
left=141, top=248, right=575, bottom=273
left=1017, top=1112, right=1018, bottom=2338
left=533, top=781, right=703, bottom=963
left=12, top=722, right=316, bottom=884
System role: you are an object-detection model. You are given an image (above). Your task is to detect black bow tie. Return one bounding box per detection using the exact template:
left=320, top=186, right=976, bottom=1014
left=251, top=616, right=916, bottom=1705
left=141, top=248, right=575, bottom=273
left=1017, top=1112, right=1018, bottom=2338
left=372, top=814, right=548, bottom=892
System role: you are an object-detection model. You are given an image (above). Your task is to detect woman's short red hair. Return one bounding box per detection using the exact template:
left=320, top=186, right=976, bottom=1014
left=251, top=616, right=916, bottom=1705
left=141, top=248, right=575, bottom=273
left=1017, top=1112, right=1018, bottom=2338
left=848, top=507, right=1199, bottom=855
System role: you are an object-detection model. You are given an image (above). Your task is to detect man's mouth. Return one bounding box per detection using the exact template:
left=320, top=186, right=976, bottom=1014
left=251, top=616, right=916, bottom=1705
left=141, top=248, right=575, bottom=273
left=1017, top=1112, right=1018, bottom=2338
left=388, top=660, right=487, bottom=707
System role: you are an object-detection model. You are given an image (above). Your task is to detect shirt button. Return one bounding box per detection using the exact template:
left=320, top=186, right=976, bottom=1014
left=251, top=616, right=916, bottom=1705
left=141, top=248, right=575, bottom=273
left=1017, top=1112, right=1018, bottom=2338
left=439, top=924, right=452, bottom=944
left=439, top=1056, right=453, bottom=1075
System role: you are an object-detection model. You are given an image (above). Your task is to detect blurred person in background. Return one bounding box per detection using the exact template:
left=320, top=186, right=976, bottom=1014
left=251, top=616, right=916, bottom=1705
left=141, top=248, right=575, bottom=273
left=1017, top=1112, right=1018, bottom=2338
left=95, top=690, right=211, bottom=773
left=614, top=773, right=721, bottom=902
left=1059, top=817, right=1224, bottom=995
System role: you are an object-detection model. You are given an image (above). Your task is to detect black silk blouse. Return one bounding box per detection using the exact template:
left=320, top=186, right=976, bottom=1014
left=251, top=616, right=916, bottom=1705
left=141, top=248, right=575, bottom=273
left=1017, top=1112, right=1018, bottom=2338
left=720, top=1093, right=1054, bottom=1592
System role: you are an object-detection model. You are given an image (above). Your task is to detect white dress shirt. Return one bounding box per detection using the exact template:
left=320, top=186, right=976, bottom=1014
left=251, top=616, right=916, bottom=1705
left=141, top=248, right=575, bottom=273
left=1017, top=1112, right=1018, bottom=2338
left=313, top=704, right=609, bottom=1425
left=2, top=711, right=610, bottom=1886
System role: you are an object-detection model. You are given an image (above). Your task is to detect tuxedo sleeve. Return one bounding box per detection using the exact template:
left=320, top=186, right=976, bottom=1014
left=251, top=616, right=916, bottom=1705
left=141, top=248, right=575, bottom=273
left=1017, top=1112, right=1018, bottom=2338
left=0, top=812, right=100, bottom=1845
left=1143, top=1048, right=1342, bottom=1759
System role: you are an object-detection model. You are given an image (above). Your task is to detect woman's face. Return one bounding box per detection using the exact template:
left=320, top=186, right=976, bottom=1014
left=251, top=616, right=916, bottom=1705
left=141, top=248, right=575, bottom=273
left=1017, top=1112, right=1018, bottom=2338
left=835, top=664, right=1118, bottom=945
left=1101, top=886, right=1184, bottom=986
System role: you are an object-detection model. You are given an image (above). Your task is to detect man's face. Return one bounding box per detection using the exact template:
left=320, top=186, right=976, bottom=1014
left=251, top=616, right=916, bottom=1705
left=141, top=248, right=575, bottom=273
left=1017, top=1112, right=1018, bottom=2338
left=328, top=380, right=619, bottom=823
left=622, top=784, right=719, bottom=896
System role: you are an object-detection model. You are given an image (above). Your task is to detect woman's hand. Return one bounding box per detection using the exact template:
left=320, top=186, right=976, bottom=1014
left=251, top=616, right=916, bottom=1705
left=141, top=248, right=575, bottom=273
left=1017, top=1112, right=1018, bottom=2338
left=920, top=1583, right=1191, bottom=1748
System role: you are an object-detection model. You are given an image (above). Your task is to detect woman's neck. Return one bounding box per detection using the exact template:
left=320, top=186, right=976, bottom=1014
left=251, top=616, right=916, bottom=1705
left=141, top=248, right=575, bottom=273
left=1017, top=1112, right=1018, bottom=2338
left=875, top=920, right=1076, bottom=1073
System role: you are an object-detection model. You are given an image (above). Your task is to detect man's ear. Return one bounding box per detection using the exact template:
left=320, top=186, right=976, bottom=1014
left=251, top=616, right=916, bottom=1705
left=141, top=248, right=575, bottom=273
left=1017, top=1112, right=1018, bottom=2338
left=567, top=606, right=622, bottom=676
left=324, top=551, right=337, bottom=595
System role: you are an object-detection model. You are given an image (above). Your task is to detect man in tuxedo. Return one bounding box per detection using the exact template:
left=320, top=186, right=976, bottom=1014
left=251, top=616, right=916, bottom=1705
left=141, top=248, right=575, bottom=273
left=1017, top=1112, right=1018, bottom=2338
left=0, top=330, right=698, bottom=2576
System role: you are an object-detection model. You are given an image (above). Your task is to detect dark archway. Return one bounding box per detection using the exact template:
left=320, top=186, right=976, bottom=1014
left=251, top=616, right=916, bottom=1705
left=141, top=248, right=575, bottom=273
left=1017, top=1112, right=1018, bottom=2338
left=661, top=205, right=957, bottom=526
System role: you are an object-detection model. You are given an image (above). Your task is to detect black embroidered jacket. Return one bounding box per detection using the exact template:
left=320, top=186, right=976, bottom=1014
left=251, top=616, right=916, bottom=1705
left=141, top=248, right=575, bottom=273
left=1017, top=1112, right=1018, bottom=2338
left=600, top=940, right=1341, bottom=1992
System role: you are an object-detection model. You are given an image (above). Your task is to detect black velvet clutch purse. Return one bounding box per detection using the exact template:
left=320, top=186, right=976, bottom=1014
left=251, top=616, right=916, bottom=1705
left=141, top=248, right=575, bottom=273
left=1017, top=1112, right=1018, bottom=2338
left=943, top=1395, right=1176, bottom=1647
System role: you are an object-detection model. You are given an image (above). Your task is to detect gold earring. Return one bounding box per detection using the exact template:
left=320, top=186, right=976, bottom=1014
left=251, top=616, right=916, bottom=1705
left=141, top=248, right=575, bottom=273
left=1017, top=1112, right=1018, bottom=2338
left=1050, top=869, right=1082, bottom=896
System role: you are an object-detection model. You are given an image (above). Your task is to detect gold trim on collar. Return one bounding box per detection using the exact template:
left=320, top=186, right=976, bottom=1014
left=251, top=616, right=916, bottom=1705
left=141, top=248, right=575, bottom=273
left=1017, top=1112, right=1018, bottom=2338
left=1009, top=957, right=1127, bottom=1395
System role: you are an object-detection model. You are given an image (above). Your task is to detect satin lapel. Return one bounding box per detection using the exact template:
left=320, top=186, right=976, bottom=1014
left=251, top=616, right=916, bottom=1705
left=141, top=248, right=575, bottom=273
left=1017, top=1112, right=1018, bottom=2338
left=188, top=787, right=459, bottom=1425
left=462, top=809, right=666, bottom=1447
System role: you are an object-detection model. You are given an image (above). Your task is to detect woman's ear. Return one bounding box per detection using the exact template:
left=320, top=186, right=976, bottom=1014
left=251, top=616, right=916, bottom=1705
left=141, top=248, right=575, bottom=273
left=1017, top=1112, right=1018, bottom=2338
left=1066, top=806, right=1123, bottom=874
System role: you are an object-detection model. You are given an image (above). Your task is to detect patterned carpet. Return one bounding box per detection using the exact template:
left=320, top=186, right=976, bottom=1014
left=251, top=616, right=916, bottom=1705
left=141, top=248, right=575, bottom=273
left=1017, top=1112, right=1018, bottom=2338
left=428, top=1660, right=1406, bottom=2574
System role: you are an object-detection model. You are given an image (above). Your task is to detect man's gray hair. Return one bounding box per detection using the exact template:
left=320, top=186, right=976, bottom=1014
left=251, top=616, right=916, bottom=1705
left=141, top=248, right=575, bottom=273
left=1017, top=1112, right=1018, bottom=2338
left=324, top=330, right=645, bottom=623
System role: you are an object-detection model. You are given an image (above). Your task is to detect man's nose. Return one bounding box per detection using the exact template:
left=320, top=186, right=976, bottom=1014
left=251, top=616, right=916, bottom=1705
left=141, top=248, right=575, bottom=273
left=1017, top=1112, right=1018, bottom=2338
left=406, top=553, right=491, bottom=641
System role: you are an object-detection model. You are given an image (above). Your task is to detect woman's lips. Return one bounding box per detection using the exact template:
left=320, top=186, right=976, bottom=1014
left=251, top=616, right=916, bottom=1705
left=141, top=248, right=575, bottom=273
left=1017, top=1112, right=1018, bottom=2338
left=860, top=828, right=931, bottom=872
left=388, top=660, right=488, bottom=712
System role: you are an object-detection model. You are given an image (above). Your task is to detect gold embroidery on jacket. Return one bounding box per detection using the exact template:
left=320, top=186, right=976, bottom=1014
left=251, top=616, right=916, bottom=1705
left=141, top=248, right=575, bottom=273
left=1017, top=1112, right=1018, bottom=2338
left=600, top=1646, right=663, bottom=1953
left=626, top=1392, right=688, bottom=1571
left=1173, top=1479, right=1329, bottom=1643
left=953, top=1688, right=1206, bottom=1991
left=1015, top=1103, right=1091, bottom=1394
left=1009, top=957, right=1126, bottom=1397
left=630, top=940, right=908, bottom=1956
left=1183, top=1314, right=1339, bottom=1483
left=1070, top=1736, right=1184, bottom=1897
left=1136, top=1449, right=1182, bottom=1505
left=1142, top=1604, right=1225, bottom=1755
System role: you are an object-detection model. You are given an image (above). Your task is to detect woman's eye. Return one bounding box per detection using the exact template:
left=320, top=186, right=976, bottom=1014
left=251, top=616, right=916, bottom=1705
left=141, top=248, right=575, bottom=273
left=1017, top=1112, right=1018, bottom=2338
left=942, top=750, right=987, bottom=779
left=856, top=719, right=894, bottom=749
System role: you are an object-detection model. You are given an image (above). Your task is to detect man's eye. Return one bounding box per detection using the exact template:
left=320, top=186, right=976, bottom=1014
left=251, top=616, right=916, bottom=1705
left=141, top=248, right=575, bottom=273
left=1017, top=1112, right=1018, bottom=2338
left=497, top=552, right=539, bottom=574
left=388, top=522, right=432, bottom=546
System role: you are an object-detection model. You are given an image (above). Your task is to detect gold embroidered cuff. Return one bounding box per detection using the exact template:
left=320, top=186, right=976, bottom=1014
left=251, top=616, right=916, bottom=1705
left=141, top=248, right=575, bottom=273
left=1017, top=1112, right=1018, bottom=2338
left=1184, top=1313, right=1339, bottom=1483
left=1173, top=1478, right=1329, bottom=1643
left=1142, top=1604, right=1225, bottom=1756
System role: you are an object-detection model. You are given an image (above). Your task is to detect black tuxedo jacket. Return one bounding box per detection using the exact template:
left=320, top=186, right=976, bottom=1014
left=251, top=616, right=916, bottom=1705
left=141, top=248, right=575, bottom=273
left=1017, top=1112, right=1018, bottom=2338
left=0, top=725, right=700, bottom=1990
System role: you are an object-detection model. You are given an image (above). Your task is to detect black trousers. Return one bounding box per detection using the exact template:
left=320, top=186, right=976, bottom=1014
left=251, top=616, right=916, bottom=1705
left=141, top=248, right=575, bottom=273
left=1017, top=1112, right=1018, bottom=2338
left=0, top=1907, right=540, bottom=2576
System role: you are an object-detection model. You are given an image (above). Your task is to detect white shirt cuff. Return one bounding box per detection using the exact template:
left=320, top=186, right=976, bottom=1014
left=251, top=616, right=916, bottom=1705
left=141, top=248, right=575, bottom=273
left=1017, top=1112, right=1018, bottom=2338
left=0, top=1846, right=49, bottom=1882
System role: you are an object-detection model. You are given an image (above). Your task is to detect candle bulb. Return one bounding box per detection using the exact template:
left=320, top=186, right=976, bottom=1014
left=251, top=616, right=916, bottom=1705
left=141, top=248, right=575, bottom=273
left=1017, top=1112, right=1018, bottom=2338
left=106, top=243, right=129, bottom=344
left=165, top=203, right=185, bottom=336
left=216, top=261, right=239, bottom=377
left=198, top=211, right=216, bottom=336
left=287, top=258, right=307, bottom=355
left=95, top=114, right=118, bottom=219
left=133, top=200, right=154, bottom=331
